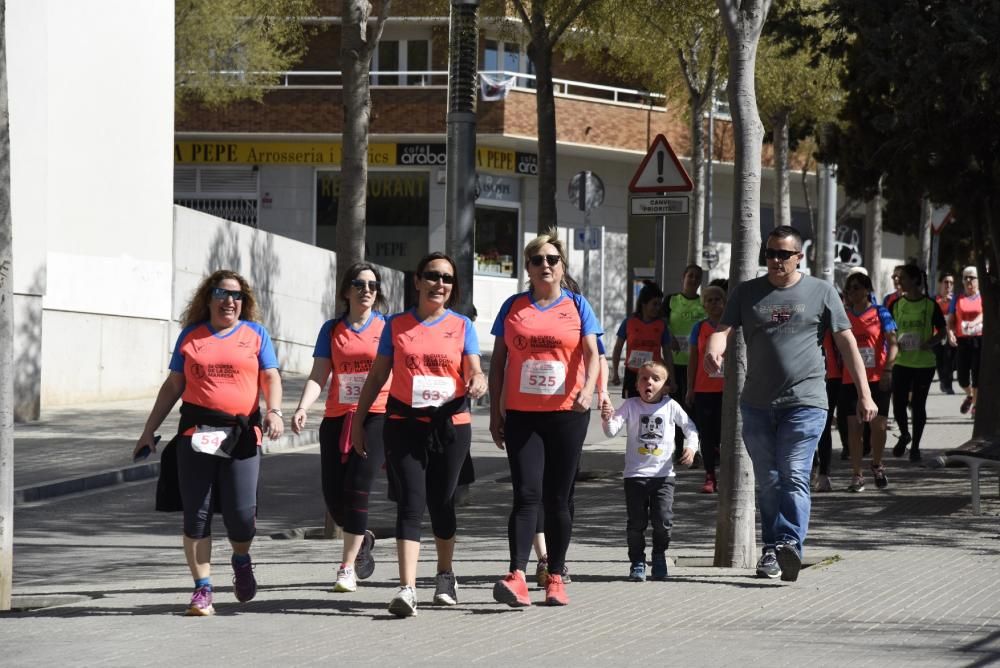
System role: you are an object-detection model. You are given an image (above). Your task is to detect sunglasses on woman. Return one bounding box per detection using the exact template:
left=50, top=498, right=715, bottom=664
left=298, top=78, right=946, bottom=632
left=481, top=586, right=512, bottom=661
left=529, top=254, right=561, bottom=267
left=764, top=248, right=799, bottom=261
left=350, top=279, right=380, bottom=292
left=422, top=270, right=455, bottom=284
left=211, top=287, right=244, bottom=301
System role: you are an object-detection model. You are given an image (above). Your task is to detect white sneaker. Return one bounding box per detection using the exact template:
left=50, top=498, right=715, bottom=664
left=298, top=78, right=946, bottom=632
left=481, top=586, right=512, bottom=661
left=432, top=571, right=458, bottom=606
left=388, top=585, right=418, bottom=617
left=333, top=564, right=357, bottom=593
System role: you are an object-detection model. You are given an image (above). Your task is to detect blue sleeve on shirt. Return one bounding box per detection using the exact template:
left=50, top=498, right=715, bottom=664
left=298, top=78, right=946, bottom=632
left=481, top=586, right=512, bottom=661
left=876, top=306, right=897, bottom=333
left=597, top=334, right=606, bottom=355
left=460, top=313, right=480, bottom=355
left=491, top=293, right=521, bottom=338
left=377, top=313, right=400, bottom=357
left=571, top=291, right=603, bottom=336
left=662, top=325, right=672, bottom=345
left=948, top=293, right=958, bottom=315
left=689, top=320, right=702, bottom=347
left=313, top=319, right=336, bottom=358
left=616, top=318, right=628, bottom=338
left=168, top=323, right=201, bottom=373
left=245, top=321, right=279, bottom=369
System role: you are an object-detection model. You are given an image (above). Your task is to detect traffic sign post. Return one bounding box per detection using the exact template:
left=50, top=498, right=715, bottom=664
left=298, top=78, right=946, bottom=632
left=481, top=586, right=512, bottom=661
left=568, top=171, right=605, bottom=319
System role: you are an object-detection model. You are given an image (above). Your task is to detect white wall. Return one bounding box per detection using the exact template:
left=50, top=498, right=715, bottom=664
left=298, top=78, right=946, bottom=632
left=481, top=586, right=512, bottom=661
left=258, top=165, right=315, bottom=244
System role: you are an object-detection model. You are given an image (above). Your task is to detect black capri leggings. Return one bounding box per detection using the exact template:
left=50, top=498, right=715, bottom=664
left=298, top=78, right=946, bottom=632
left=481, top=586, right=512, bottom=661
left=693, top=392, right=722, bottom=473
left=955, top=337, right=981, bottom=389
left=319, top=413, right=386, bottom=536
left=383, top=418, right=471, bottom=543
left=177, top=436, right=260, bottom=542
left=817, top=378, right=840, bottom=475
left=504, top=410, right=589, bottom=574
left=891, top=366, right=935, bottom=448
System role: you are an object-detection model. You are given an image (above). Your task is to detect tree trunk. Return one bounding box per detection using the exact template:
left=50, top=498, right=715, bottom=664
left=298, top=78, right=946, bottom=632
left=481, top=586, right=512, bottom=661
left=864, top=183, right=883, bottom=297
left=713, top=0, right=770, bottom=570
left=772, top=110, right=791, bottom=229
left=970, top=196, right=1000, bottom=438
left=919, top=196, right=932, bottom=272
left=530, top=35, right=558, bottom=232
left=337, top=0, right=375, bottom=281
left=0, top=0, right=14, bottom=610
left=687, top=93, right=706, bottom=267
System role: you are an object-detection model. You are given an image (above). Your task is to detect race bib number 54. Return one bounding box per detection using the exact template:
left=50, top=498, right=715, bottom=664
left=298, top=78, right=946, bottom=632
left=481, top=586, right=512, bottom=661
left=519, top=360, right=566, bottom=395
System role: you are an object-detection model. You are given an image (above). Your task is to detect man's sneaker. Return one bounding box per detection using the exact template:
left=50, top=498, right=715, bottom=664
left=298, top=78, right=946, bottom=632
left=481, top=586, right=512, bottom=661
left=848, top=474, right=865, bottom=493
left=872, top=464, right=889, bottom=489
left=814, top=474, right=833, bottom=493
left=544, top=573, right=569, bottom=606
left=388, top=586, right=418, bottom=617
left=628, top=561, right=646, bottom=582
left=893, top=433, right=911, bottom=458
left=493, top=570, right=531, bottom=607
left=961, top=396, right=974, bottom=414
left=559, top=564, right=572, bottom=584
left=535, top=556, right=548, bottom=588
left=333, top=564, right=357, bottom=593
left=756, top=549, right=781, bottom=579
left=231, top=556, right=257, bottom=603
left=909, top=448, right=922, bottom=463
left=776, top=542, right=803, bottom=582
left=355, top=530, right=376, bottom=580
left=651, top=554, right=668, bottom=580
left=701, top=473, right=716, bottom=494
left=184, top=585, right=215, bottom=616
left=432, top=571, right=458, bottom=606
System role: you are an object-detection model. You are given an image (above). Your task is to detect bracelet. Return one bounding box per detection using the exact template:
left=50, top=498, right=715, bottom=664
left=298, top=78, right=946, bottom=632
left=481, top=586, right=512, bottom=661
left=294, top=406, right=306, bottom=412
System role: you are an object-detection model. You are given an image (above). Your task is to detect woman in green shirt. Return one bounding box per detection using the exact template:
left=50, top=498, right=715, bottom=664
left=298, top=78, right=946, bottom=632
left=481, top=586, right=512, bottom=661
left=890, top=264, right=947, bottom=462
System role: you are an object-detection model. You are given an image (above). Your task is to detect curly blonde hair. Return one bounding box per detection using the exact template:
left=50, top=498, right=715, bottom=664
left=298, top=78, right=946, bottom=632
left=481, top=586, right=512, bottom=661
left=181, top=269, right=260, bottom=327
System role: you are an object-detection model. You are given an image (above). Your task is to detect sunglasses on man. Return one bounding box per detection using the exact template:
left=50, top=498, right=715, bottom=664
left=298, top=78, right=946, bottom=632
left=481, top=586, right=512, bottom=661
left=211, top=287, right=244, bottom=301
left=422, top=270, right=455, bottom=284
left=764, top=248, right=800, bottom=261
left=350, top=279, right=380, bottom=292
left=529, top=254, right=561, bottom=268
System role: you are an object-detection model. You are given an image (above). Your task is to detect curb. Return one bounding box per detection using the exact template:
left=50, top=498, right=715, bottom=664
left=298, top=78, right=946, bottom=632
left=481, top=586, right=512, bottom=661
left=13, top=429, right=321, bottom=506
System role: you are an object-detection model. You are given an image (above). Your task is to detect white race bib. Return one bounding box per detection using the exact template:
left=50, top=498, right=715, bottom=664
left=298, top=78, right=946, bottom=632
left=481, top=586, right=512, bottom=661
left=627, top=350, right=653, bottom=369
left=859, top=347, right=876, bottom=368
left=676, top=337, right=690, bottom=354
left=338, top=373, right=367, bottom=404
left=411, top=375, right=456, bottom=408
left=898, top=333, right=920, bottom=352
left=961, top=320, right=983, bottom=336
left=519, top=360, right=567, bottom=395
left=191, top=426, right=233, bottom=458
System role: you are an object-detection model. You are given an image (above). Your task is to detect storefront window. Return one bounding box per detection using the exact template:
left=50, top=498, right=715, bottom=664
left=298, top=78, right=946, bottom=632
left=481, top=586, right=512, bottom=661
left=475, top=207, right=518, bottom=278
left=316, top=171, right=429, bottom=275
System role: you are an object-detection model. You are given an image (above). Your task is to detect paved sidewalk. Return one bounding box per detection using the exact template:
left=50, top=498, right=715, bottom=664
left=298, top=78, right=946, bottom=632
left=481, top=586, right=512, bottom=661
left=3, top=383, right=999, bottom=666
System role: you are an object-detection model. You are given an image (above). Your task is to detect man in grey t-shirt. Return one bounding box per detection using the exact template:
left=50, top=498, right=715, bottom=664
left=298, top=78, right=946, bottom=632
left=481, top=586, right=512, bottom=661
left=704, top=226, right=876, bottom=582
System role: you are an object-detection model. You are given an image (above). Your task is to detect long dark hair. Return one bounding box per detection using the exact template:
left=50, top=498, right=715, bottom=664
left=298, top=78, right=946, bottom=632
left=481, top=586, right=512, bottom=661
left=414, top=252, right=460, bottom=308
left=899, top=263, right=927, bottom=295
left=339, top=262, right=388, bottom=316
left=633, top=281, right=664, bottom=317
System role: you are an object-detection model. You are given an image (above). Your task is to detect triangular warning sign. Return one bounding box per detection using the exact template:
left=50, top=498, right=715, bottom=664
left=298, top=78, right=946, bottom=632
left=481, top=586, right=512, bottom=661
left=629, top=134, right=693, bottom=193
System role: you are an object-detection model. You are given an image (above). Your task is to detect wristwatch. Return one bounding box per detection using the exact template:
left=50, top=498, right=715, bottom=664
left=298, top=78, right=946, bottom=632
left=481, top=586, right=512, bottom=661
left=268, top=408, right=284, bottom=418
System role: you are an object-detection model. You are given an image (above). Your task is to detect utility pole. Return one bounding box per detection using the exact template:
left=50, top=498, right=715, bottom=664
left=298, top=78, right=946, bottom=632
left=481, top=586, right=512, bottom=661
left=1, top=0, right=15, bottom=611
left=445, top=0, right=479, bottom=317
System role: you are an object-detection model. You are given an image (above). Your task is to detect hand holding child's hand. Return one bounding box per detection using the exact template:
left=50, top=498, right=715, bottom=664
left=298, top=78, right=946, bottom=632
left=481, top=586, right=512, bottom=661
left=678, top=448, right=696, bottom=467
left=601, top=402, right=613, bottom=421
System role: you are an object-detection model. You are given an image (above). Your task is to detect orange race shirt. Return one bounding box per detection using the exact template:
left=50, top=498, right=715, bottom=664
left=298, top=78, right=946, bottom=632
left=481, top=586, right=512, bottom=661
left=842, top=306, right=896, bottom=385
left=615, top=316, right=671, bottom=371
left=822, top=330, right=842, bottom=380
left=313, top=313, right=390, bottom=418
left=491, top=289, right=603, bottom=412
left=935, top=294, right=951, bottom=316
left=689, top=319, right=724, bottom=393
left=170, top=320, right=278, bottom=416
left=377, top=309, right=478, bottom=425
left=949, top=293, right=983, bottom=338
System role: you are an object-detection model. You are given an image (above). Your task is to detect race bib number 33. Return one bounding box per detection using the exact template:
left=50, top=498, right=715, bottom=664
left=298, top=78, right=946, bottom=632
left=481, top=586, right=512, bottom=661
left=519, top=360, right=567, bottom=395
left=338, top=373, right=367, bottom=404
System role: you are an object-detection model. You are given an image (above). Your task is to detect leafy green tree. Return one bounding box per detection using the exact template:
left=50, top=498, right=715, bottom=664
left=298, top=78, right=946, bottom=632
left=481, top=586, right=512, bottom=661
left=175, top=0, right=320, bottom=110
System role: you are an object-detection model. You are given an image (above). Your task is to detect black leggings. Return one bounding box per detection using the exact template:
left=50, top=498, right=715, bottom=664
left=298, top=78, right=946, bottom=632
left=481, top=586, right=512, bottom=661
left=817, top=378, right=840, bottom=475
left=319, top=413, right=386, bottom=536
left=504, top=410, right=589, bottom=573
left=693, top=392, right=722, bottom=473
left=383, top=418, right=470, bottom=542
left=177, top=436, right=259, bottom=542
left=956, top=337, right=981, bottom=389
left=933, top=343, right=955, bottom=388
left=891, top=366, right=935, bottom=449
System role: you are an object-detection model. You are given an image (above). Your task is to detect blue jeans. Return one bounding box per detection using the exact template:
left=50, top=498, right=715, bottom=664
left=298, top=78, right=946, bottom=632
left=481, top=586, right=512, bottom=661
left=740, top=404, right=827, bottom=555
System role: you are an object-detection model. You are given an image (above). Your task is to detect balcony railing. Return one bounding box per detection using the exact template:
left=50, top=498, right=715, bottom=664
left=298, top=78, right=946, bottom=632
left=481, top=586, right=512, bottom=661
left=198, top=69, right=668, bottom=109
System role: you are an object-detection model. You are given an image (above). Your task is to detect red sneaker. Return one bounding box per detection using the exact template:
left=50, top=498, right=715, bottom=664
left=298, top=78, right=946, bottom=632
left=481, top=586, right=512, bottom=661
left=493, top=570, right=531, bottom=607
left=700, top=473, right=715, bottom=494
left=545, top=573, right=569, bottom=606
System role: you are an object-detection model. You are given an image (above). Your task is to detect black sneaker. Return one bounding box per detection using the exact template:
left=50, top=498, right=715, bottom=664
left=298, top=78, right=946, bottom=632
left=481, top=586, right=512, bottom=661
left=892, top=433, right=911, bottom=458
left=872, top=464, right=889, bottom=490
left=355, top=530, right=376, bottom=580
left=756, top=549, right=781, bottom=579
left=909, top=448, right=922, bottom=463
left=775, top=542, right=802, bottom=582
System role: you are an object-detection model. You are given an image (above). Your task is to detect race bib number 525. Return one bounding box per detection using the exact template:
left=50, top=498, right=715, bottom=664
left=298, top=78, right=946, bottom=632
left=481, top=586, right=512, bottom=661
left=519, top=360, right=566, bottom=395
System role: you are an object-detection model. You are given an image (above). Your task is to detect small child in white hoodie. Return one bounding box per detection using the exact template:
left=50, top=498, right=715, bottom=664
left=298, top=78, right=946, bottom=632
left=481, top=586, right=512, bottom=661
left=602, top=360, right=699, bottom=581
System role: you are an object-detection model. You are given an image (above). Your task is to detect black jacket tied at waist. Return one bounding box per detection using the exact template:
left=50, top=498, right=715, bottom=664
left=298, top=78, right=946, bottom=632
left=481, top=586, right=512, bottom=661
left=386, top=394, right=468, bottom=456
left=179, top=402, right=263, bottom=459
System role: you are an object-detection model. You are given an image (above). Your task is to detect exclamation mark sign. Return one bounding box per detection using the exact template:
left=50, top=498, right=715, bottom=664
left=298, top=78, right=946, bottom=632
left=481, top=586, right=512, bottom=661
left=656, top=151, right=664, bottom=183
